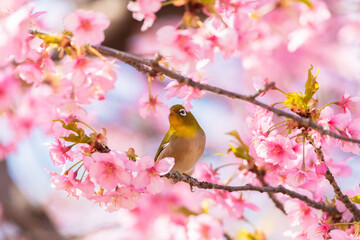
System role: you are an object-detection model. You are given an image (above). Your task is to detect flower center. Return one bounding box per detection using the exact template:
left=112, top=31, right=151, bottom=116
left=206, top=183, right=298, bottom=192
left=273, top=145, right=283, bottom=154
left=200, top=225, right=210, bottom=239
left=80, top=19, right=92, bottom=31
left=147, top=167, right=157, bottom=176
left=105, top=163, right=115, bottom=174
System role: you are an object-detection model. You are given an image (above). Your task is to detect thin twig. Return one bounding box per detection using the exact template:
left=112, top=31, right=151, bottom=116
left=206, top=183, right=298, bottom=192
left=30, top=29, right=351, bottom=219
left=91, top=44, right=360, bottom=145
left=307, top=137, right=360, bottom=221
left=224, top=233, right=233, bottom=240
left=163, top=171, right=339, bottom=215
left=249, top=82, right=275, bottom=99
left=29, top=29, right=360, bottom=145
left=252, top=168, right=286, bottom=214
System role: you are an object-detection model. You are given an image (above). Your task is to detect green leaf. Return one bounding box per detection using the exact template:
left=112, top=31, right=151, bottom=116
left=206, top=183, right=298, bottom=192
left=225, top=131, right=251, bottom=160
left=54, top=119, right=82, bottom=135
left=199, top=0, right=215, bottom=5
left=304, top=65, right=320, bottom=105
left=350, top=195, right=360, bottom=204
left=296, top=0, right=313, bottom=8
left=283, top=92, right=306, bottom=109
left=200, top=0, right=228, bottom=27
left=53, top=119, right=91, bottom=144
left=63, top=133, right=91, bottom=144
left=227, top=131, right=249, bottom=150
left=236, top=229, right=266, bottom=240
left=173, top=206, right=199, bottom=216
left=281, top=65, right=320, bottom=112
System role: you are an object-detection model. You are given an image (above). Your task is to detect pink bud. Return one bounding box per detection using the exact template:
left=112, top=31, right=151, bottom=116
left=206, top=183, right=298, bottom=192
left=315, top=162, right=327, bottom=177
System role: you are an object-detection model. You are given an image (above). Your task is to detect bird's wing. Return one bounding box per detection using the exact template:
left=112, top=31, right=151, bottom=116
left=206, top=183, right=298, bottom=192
left=154, top=131, right=172, bottom=162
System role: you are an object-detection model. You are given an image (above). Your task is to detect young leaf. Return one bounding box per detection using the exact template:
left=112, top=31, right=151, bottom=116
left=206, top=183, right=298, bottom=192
left=63, top=133, right=91, bottom=144
left=304, top=65, right=320, bottom=105
left=350, top=195, right=360, bottom=204
left=283, top=92, right=305, bottom=109
left=53, top=119, right=91, bottom=144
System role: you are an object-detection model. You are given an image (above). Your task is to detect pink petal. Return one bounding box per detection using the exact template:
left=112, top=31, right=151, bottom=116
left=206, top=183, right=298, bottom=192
left=133, top=171, right=150, bottom=189
left=63, top=12, right=79, bottom=31
left=137, top=156, right=155, bottom=171
left=155, top=157, right=175, bottom=175
left=147, top=176, right=164, bottom=194
left=116, top=170, right=133, bottom=186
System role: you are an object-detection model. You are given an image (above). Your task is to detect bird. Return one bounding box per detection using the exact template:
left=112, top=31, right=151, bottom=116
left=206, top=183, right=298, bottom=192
left=155, top=104, right=206, bottom=174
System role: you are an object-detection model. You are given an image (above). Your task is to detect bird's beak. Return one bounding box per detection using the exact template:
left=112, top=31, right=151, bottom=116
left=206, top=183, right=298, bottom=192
left=169, top=109, right=178, bottom=126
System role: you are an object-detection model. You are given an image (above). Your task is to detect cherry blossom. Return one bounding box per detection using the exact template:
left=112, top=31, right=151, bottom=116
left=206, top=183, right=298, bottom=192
left=138, top=92, right=168, bottom=119
left=208, top=190, right=259, bottom=219
left=127, top=0, right=162, bottom=31
left=338, top=93, right=360, bottom=114
left=84, top=151, right=133, bottom=190
left=246, top=104, right=273, bottom=136
left=15, top=62, right=43, bottom=86
left=3, top=1, right=360, bottom=239
left=187, top=214, right=223, bottom=240
left=335, top=187, right=360, bottom=222
left=0, top=5, right=34, bottom=64
left=340, top=118, right=360, bottom=155
left=286, top=168, right=316, bottom=187
left=47, top=138, right=72, bottom=166
left=133, top=156, right=174, bottom=194
left=48, top=170, right=81, bottom=198
left=285, top=199, right=318, bottom=229
left=101, top=187, right=138, bottom=211
left=329, top=229, right=357, bottom=240
left=255, top=135, right=297, bottom=165
left=63, top=9, right=110, bottom=46
left=165, top=72, right=207, bottom=111
left=156, top=26, right=199, bottom=73
left=76, top=176, right=95, bottom=199
left=315, top=162, right=327, bottom=177
left=252, top=76, right=271, bottom=96
left=192, top=163, right=220, bottom=184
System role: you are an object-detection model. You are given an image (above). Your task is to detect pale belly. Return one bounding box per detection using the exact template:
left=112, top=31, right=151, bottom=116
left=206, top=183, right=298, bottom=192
left=157, top=133, right=206, bottom=174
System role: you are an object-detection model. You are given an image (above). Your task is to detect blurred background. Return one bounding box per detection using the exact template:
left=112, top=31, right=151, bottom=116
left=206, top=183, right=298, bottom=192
left=1, top=0, right=360, bottom=239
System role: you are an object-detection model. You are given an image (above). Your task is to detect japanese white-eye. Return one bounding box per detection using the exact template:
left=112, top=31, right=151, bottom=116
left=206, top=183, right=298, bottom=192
left=155, top=104, right=206, bottom=174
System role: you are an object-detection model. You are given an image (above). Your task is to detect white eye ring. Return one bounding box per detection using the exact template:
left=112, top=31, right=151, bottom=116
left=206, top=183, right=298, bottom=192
left=179, top=109, right=187, bottom=117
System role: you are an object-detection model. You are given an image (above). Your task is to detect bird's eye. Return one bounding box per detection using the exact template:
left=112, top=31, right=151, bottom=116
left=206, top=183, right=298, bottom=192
left=179, top=109, right=187, bottom=117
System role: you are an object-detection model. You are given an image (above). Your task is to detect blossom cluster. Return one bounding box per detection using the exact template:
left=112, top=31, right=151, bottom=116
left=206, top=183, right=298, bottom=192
left=0, top=2, right=116, bottom=158
left=129, top=0, right=360, bottom=114
left=47, top=129, right=175, bottom=211
left=1, top=0, right=360, bottom=239
left=47, top=118, right=263, bottom=239
left=240, top=73, right=360, bottom=239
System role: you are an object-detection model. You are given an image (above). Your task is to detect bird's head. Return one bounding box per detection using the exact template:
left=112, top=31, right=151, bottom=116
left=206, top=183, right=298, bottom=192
left=169, top=104, right=200, bottom=136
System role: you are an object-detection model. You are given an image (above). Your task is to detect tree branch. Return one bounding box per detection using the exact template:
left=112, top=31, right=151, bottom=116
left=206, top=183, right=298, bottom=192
left=252, top=168, right=286, bottom=214
left=29, top=29, right=360, bottom=145
left=29, top=29, right=354, bottom=220
left=163, top=171, right=339, bottom=216
left=307, top=137, right=360, bottom=221
left=91, top=45, right=360, bottom=145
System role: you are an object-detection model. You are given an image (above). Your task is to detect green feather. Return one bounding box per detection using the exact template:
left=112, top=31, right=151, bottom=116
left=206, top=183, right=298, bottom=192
left=154, top=129, right=173, bottom=161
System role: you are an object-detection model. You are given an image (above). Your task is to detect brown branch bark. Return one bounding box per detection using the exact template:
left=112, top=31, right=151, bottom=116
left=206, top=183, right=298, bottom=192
left=91, top=44, right=360, bottom=145
left=163, top=171, right=339, bottom=216
left=29, top=29, right=360, bottom=145
left=252, top=168, right=286, bottom=214
left=306, top=137, right=360, bottom=221
left=0, top=161, right=66, bottom=240
left=29, top=29, right=356, bottom=221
